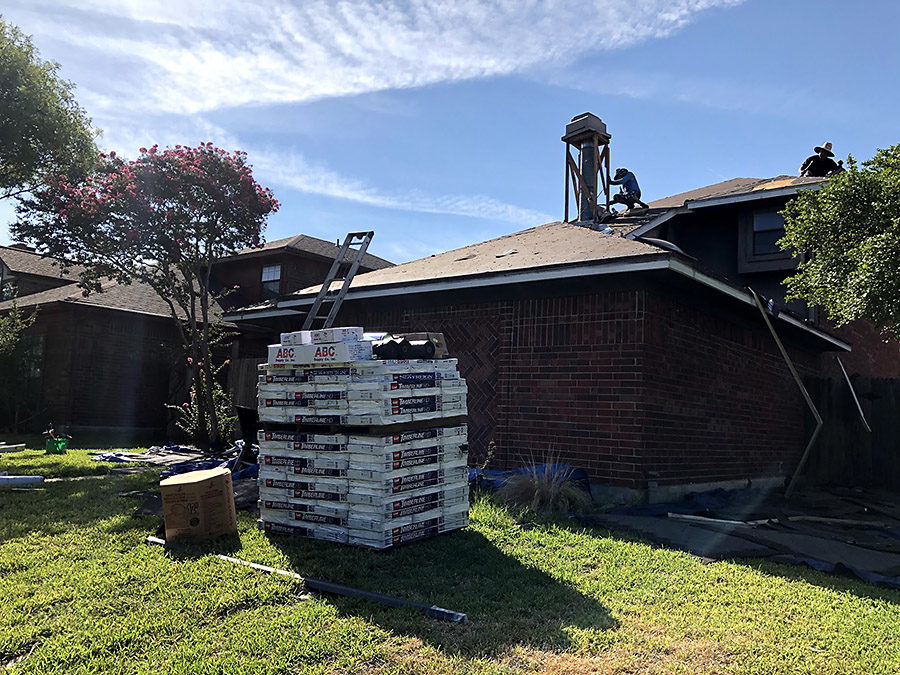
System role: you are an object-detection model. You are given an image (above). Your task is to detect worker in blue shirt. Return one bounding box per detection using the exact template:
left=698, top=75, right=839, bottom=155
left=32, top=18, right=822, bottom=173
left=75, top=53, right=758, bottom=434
left=609, top=167, right=649, bottom=213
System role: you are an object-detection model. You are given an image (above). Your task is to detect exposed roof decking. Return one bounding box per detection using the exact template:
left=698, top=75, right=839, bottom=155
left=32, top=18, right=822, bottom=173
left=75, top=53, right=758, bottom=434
left=647, top=175, right=826, bottom=209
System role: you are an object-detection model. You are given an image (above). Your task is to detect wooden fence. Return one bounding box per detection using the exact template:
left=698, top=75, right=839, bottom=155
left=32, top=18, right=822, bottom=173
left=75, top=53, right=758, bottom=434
left=803, top=377, right=900, bottom=488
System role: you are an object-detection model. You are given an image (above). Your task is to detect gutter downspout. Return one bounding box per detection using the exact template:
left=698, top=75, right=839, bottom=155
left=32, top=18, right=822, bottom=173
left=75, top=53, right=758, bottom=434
left=749, top=289, right=823, bottom=498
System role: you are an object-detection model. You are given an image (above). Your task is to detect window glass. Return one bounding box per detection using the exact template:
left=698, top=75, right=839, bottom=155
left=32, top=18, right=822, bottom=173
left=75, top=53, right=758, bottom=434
left=261, top=265, right=281, bottom=282
left=19, top=334, right=45, bottom=378
left=261, top=280, right=280, bottom=299
left=752, top=208, right=785, bottom=255
left=0, top=281, right=15, bottom=301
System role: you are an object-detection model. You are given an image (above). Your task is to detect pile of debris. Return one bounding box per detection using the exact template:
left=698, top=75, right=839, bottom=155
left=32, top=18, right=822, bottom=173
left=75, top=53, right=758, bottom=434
left=583, top=486, right=900, bottom=588
left=257, top=326, right=470, bottom=548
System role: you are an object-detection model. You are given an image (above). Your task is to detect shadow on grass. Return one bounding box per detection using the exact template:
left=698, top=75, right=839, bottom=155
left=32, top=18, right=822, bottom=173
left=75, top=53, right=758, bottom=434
left=571, top=517, right=900, bottom=606
left=263, top=527, right=617, bottom=656
left=0, top=469, right=161, bottom=539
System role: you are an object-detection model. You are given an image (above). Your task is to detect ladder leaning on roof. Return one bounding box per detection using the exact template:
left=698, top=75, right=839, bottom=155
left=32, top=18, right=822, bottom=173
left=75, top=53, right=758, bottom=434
left=301, top=231, right=374, bottom=331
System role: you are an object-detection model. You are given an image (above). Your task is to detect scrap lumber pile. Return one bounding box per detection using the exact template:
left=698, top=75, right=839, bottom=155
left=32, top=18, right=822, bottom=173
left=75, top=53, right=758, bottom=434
left=256, top=327, right=470, bottom=549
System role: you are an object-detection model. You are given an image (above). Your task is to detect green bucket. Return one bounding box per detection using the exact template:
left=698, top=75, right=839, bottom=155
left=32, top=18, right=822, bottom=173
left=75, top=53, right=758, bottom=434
left=45, top=438, right=68, bottom=455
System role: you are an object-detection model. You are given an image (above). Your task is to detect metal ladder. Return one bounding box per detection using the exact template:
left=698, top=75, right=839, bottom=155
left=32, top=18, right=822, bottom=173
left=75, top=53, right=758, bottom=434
left=301, top=231, right=374, bottom=330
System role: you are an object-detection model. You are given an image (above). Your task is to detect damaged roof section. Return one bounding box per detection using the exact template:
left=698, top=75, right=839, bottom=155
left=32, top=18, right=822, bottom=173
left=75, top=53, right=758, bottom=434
left=647, top=175, right=826, bottom=210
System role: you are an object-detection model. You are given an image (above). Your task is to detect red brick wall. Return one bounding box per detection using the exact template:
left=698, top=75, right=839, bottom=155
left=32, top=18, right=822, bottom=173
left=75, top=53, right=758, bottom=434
left=640, top=291, right=816, bottom=487
left=337, top=277, right=827, bottom=491
left=827, top=319, right=900, bottom=378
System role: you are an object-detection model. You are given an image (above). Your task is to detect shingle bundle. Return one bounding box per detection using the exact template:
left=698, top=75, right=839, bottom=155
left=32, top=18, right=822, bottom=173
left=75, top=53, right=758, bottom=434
left=256, top=327, right=469, bottom=549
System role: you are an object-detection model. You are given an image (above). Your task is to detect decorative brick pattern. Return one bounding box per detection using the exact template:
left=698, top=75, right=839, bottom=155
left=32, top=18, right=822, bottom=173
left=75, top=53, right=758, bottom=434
left=340, top=277, right=826, bottom=492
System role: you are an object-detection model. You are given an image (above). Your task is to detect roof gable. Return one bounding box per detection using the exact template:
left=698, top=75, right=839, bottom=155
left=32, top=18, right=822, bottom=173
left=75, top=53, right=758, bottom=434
left=220, top=233, right=393, bottom=270
left=0, top=246, right=83, bottom=281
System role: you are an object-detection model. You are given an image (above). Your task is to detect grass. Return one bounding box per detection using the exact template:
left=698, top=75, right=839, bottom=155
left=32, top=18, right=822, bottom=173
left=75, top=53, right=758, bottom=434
left=1, top=449, right=899, bottom=673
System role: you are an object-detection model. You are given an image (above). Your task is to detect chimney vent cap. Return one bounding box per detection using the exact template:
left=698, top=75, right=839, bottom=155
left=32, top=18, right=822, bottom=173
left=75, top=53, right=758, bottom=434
left=562, top=112, right=610, bottom=145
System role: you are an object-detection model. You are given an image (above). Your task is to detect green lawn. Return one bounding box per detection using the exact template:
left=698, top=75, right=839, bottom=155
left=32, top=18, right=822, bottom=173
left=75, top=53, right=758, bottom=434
left=1, top=449, right=899, bottom=673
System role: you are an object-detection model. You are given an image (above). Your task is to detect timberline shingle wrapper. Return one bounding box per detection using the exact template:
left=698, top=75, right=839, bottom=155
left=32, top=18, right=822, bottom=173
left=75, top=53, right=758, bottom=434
left=257, top=331, right=470, bottom=549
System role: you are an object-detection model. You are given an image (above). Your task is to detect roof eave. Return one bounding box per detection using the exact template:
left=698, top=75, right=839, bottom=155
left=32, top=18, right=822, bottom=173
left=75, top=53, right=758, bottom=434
left=224, top=254, right=849, bottom=352
left=224, top=253, right=673, bottom=320
left=684, top=182, right=824, bottom=210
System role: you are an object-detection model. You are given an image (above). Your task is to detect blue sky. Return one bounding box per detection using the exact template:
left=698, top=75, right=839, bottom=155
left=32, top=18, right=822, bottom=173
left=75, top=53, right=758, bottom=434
left=1, top=1, right=897, bottom=263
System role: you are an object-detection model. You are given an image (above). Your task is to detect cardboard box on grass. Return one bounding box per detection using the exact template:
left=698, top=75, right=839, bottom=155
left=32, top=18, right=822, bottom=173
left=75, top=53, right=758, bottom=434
left=160, top=468, right=237, bottom=542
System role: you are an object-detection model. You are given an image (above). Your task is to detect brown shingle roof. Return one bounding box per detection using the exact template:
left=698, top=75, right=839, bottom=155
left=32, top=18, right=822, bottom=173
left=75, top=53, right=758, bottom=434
left=292, top=221, right=665, bottom=295
left=222, top=233, right=393, bottom=270
left=0, top=245, right=84, bottom=281
left=0, top=275, right=225, bottom=320
left=649, top=175, right=826, bottom=208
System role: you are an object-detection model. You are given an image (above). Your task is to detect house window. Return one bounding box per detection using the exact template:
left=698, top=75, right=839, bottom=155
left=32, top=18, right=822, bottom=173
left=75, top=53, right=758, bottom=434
left=261, top=264, right=281, bottom=299
left=752, top=208, right=785, bottom=255
left=738, top=207, right=797, bottom=273
left=0, top=281, right=15, bottom=301
left=19, top=334, right=45, bottom=379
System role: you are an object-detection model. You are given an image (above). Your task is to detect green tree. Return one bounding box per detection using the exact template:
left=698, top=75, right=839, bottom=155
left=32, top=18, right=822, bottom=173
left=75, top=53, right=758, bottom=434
left=0, top=293, right=35, bottom=355
left=15, top=143, right=279, bottom=448
left=780, top=145, right=900, bottom=338
left=0, top=295, right=39, bottom=432
left=0, top=17, right=97, bottom=201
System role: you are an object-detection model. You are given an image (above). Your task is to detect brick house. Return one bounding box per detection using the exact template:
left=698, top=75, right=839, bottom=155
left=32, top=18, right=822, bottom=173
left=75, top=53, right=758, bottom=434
left=0, top=249, right=180, bottom=437
left=212, top=234, right=392, bottom=309
left=0, top=234, right=391, bottom=438
left=225, top=176, right=895, bottom=502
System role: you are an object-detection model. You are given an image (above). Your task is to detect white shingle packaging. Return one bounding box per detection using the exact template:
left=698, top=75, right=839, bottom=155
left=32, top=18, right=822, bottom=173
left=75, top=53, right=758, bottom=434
left=257, top=327, right=469, bottom=549
left=280, top=326, right=366, bottom=346
left=268, top=340, right=373, bottom=366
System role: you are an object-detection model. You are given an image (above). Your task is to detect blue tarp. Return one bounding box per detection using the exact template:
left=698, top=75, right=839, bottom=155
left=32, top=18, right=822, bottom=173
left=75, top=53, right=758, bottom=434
left=469, top=463, right=590, bottom=493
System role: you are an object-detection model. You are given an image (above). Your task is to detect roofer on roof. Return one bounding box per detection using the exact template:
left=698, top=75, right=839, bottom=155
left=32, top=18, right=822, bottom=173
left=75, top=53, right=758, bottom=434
left=609, top=167, right=650, bottom=213
left=799, top=142, right=842, bottom=177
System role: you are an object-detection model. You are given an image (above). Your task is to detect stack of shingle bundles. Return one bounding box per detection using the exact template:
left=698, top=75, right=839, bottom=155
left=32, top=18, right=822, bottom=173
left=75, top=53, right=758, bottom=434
left=256, top=326, right=469, bottom=549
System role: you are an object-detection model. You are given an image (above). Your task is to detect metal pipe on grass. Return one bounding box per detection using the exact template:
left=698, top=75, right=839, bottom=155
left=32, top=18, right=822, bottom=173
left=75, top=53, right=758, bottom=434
left=144, top=536, right=468, bottom=623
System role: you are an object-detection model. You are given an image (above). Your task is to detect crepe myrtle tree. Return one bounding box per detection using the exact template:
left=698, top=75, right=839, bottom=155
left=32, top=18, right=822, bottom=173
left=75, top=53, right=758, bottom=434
left=779, top=144, right=900, bottom=339
left=15, top=143, right=280, bottom=447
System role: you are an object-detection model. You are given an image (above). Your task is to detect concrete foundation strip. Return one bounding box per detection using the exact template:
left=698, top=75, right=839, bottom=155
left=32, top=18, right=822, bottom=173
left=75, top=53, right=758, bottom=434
left=144, top=536, right=468, bottom=623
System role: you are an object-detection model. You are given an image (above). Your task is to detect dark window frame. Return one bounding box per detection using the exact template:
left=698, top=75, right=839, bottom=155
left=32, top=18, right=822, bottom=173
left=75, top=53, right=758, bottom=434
left=738, top=207, right=798, bottom=273
left=260, top=264, right=282, bottom=299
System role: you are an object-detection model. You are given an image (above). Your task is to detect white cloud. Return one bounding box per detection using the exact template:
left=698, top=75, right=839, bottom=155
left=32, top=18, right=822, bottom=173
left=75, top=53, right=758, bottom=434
left=79, top=114, right=554, bottom=227
left=253, top=146, right=554, bottom=225
left=9, top=0, right=742, bottom=115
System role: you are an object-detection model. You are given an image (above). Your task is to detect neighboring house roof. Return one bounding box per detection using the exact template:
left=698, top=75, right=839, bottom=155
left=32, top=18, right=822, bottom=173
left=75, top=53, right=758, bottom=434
left=0, top=245, right=84, bottom=281
left=0, top=275, right=226, bottom=321
left=217, top=234, right=393, bottom=270
left=0, top=277, right=176, bottom=319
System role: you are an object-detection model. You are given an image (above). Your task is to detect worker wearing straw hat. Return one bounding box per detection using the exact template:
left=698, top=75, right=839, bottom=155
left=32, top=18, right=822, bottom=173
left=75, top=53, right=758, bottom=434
left=799, top=142, right=841, bottom=177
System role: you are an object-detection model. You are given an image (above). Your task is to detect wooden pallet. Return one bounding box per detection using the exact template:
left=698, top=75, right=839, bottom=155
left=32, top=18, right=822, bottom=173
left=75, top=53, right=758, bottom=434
left=0, top=442, right=26, bottom=453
